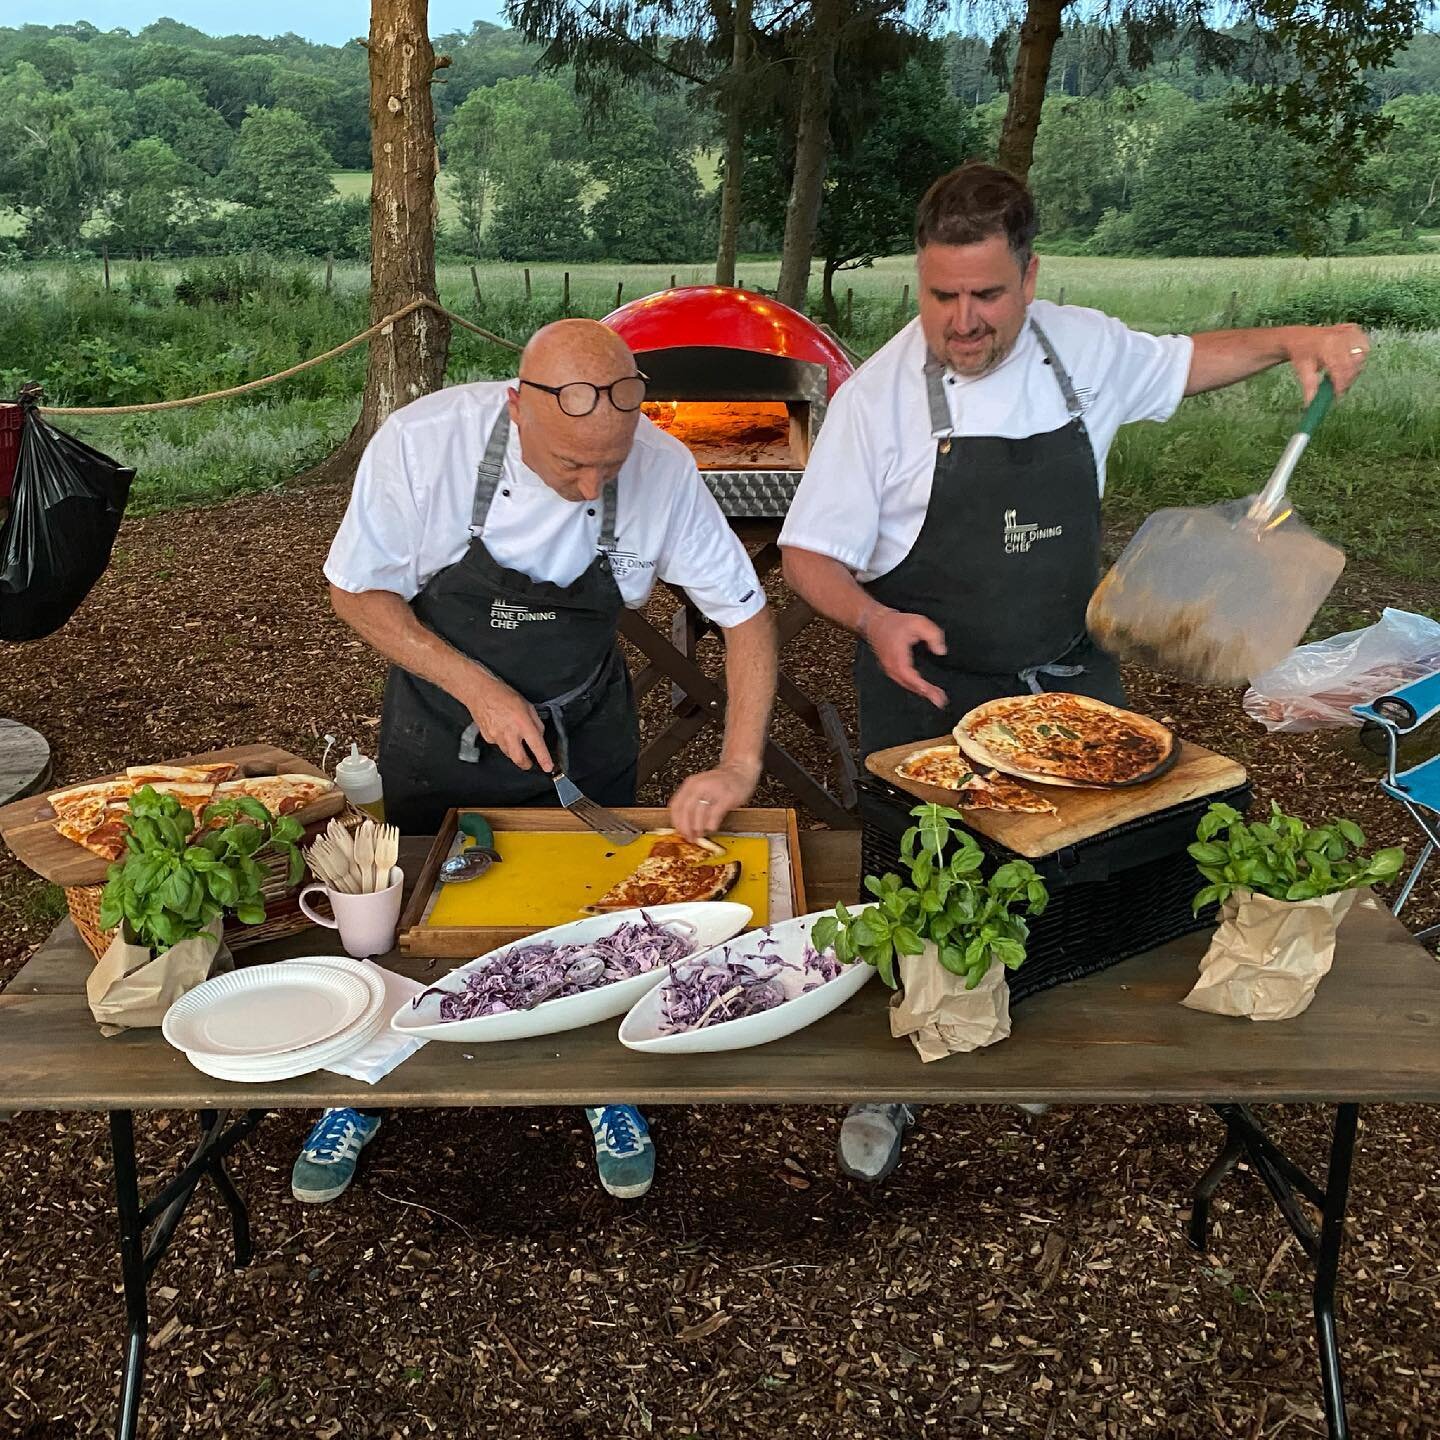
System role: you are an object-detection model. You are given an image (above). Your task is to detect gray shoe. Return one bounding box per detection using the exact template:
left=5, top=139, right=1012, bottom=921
left=838, top=1103, right=914, bottom=1182
left=1015, top=1103, right=1051, bottom=1117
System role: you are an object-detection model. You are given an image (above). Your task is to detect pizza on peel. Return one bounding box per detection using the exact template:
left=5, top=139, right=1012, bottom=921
left=583, top=830, right=741, bottom=914
left=954, top=692, right=1174, bottom=789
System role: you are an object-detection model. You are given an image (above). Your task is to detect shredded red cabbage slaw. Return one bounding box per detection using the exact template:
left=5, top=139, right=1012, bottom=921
left=659, top=932, right=842, bottom=1033
left=417, top=913, right=697, bottom=1021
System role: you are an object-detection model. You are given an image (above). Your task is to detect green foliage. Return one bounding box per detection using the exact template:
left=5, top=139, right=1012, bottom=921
left=103, top=138, right=207, bottom=257
left=1362, top=94, right=1440, bottom=234
left=220, top=105, right=340, bottom=256
left=487, top=164, right=596, bottom=262
left=132, top=77, right=234, bottom=176
left=810, top=804, right=1048, bottom=990
left=98, top=786, right=304, bottom=953
left=1189, top=801, right=1405, bottom=912
left=1123, top=105, right=1313, bottom=256
left=1250, top=272, right=1440, bottom=330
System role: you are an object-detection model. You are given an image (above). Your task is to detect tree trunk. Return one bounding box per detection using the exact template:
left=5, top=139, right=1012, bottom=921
left=776, top=0, right=842, bottom=311
left=821, top=257, right=840, bottom=328
left=996, top=0, right=1069, bottom=180
left=715, top=0, right=751, bottom=288
left=325, top=0, right=450, bottom=479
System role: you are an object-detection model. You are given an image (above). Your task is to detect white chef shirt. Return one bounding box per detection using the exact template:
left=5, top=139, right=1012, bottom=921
left=779, top=300, right=1194, bottom=582
left=325, top=381, right=766, bottom=629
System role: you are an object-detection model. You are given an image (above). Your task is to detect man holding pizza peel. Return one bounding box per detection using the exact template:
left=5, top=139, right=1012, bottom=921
left=294, top=318, right=777, bottom=1204
left=779, top=161, right=1371, bottom=1182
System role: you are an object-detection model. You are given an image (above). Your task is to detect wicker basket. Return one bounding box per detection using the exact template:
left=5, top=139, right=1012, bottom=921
left=66, top=807, right=366, bottom=963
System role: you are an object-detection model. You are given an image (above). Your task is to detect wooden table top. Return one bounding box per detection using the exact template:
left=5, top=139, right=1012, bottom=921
left=5, top=831, right=1439, bottom=1112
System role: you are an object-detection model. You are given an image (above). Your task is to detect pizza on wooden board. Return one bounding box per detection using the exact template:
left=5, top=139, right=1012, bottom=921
left=208, top=774, right=336, bottom=817
left=954, top=693, right=1175, bottom=788
left=583, top=830, right=741, bottom=914
left=894, top=746, right=1059, bottom=815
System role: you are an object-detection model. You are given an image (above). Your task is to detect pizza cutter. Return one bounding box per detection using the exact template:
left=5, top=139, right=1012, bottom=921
left=438, top=812, right=502, bottom=884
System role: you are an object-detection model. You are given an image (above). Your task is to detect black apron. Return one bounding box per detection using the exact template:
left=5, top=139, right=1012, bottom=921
left=856, top=319, right=1126, bottom=755
left=379, top=408, right=639, bottom=833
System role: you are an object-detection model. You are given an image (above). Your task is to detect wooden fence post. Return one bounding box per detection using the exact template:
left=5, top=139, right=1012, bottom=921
left=102, top=242, right=110, bottom=293
left=563, top=272, right=571, bottom=312
left=470, top=264, right=483, bottom=310
left=669, top=273, right=677, bottom=289
left=1227, top=289, right=1239, bottom=325
left=845, top=287, right=854, bottom=332
left=1057, top=286, right=1066, bottom=306
left=615, top=280, right=624, bottom=309
left=524, top=267, right=532, bottom=302
left=324, top=252, right=334, bottom=293
left=899, top=282, right=909, bottom=314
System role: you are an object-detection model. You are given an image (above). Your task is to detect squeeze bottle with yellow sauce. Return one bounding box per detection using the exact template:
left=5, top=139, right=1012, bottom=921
left=334, top=742, right=385, bottom=820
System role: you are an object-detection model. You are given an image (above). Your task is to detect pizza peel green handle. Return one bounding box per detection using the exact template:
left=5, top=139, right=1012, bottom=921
left=1249, top=374, right=1336, bottom=524
left=459, top=812, right=499, bottom=859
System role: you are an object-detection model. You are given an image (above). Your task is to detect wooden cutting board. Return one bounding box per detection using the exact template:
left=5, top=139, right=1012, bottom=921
left=864, top=737, right=1248, bottom=859
left=0, top=744, right=342, bottom=887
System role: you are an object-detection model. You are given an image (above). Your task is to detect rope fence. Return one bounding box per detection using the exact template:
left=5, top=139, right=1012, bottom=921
left=0, top=297, right=523, bottom=418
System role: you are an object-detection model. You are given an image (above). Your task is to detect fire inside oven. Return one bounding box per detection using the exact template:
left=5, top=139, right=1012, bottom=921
left=632, top=345, right=830, bottom=517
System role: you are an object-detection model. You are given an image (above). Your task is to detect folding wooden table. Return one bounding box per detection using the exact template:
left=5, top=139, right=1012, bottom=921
left=4, top=830, right=1439, bottom=1440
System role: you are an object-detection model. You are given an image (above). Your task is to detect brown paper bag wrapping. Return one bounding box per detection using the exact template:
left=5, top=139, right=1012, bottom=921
left=889, top=945, right=1011, bottom=1062
left=86, top=919, right=233, bottom=1036
left=1181, top=887, right=1372, bottom=1022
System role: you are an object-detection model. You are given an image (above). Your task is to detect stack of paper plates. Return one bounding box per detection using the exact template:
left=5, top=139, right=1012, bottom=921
left=162, top=956, right=389, bottom=1081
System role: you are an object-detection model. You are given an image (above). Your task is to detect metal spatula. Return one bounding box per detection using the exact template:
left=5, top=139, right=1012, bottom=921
left=551, top=769, right=644, bottom=846
left=1087, top=376, right=1345, bottom=687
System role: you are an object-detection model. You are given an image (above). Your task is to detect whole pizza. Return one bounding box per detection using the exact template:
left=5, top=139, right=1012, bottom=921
left=954, top=693, right=1175, bottom=789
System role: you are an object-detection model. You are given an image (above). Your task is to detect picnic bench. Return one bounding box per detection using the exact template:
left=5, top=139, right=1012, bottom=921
left=3, top=828, right=1439, bottom=1440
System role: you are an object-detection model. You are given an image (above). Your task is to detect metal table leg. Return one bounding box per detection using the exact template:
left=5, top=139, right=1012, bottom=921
left=1189, top=1104, right=1360, bottom=1440
left=109, top=1108, right=265, bottom=1440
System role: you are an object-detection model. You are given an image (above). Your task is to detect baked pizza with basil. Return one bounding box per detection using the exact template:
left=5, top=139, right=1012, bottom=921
left=954, top=693, right=1174, bottom=788
left=895, top=745, right=1059, bottom=814
left=583, top=831, right=741, bottom=913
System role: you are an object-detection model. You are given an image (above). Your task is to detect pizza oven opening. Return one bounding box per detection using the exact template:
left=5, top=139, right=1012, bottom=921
left=605, top=286, right=854, bottom=517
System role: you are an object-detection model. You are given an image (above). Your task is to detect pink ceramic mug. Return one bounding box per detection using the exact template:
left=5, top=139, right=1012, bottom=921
left=298, top=867, right=404, bottom=958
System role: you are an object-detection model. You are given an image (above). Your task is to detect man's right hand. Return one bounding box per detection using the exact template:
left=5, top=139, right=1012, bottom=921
left=863, top=605, right=949, bottom=708
left=468, top=670, right=555, bottom=772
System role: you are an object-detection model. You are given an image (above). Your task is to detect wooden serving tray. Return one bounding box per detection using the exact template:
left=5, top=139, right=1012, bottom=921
left=863, top=738, right=1248, bottom=859
left=0, top=743, right=343, bottom=887
left=398, top=806, right=807, bottom=957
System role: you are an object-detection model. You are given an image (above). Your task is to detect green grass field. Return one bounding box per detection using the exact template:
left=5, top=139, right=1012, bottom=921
left=4, top=251, right=1438, bottom=590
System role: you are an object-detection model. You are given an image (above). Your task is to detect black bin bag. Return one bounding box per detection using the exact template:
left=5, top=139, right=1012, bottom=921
left=0, top=387, right=134, bottom=643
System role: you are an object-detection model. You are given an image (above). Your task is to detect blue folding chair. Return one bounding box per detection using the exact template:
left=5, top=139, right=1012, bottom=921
left=1353, top=669, right=1440, bottom=943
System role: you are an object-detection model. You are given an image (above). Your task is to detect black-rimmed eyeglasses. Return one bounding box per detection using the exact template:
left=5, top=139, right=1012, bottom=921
left=519, top=373, right=648, bottom=417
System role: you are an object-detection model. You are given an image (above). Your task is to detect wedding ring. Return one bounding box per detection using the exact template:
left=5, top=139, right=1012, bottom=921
left=1349, top=346, right=1365, bottom=355
left=698, top=798, right=713, bottom=806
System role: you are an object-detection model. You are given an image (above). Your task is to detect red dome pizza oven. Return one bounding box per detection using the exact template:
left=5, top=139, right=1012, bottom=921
left=604, top=285, right=854, bottom=518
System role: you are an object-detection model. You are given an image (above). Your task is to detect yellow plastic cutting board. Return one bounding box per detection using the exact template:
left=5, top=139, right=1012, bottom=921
left=426, top=831, right=771, bottom=928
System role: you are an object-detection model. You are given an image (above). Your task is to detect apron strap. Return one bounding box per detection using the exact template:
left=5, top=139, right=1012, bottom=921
left=922, top=353, right=953, bottom=438
left=470, top=406, right=512, bottom=535
left=598, top=476, right=618, bottom=551
left=1028, top=320, right=1085, bottom=420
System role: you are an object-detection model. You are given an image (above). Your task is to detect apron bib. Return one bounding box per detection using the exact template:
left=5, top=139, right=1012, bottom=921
left=379, top=408, right=639, bottom=832
left=856, top=319, right=1125, bottom=755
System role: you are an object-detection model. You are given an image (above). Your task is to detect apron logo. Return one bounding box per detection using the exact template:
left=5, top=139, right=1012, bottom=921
left=607, top=549, right=654, bottom=578
left=1003, top=508, right=1064, bottom=555
left=490, top=601, right=558, bottom=630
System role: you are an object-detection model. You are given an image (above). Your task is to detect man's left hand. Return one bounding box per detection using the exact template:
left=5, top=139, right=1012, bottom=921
left=668, top=760, right=760, bottom=841
left=1285, top=323, right=1370, bottom=403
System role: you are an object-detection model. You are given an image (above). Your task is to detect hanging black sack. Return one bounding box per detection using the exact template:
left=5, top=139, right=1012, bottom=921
left=0, top=386, right=134, bottom=643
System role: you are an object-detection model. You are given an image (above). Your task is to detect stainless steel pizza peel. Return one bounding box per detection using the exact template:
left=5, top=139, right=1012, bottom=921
left=1086, top=376, right=1345, bottom=688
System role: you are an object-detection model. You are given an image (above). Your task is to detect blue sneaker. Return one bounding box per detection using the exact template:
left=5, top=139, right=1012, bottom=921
left=585, top=1105, right=655, bottom=1198
left=291, top=1109, right=382, bottom=1204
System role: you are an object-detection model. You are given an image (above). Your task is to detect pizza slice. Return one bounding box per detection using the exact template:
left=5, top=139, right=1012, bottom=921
left=208, top=773, right=336, bottom=819
left=144, top=780, right=217, bottom=818
left=47, top=777, right=135, bottom=815
left=896, top=744, right=985, bottom=791
left=126, top=762, right=238, bottom=786
left=583, top=831, right=740, bottom=914
left=52, top=796, right=132, bottom=862
left=957, top=771, right=1059, bottom=816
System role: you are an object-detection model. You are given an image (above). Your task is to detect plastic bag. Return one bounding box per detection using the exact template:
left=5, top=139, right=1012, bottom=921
left=1242, top=609, right=1440, bottom=733
left=0, top=389, right=134, bottom=643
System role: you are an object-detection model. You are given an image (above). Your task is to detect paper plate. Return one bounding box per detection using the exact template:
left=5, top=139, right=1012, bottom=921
left=163, top=961, right=375, bottom=1059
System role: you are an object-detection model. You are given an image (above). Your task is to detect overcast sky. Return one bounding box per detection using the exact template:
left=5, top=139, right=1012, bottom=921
left=12, top=5, right=510, bottom=45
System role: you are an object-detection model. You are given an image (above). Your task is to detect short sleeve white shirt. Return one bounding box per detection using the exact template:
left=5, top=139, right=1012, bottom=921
left=325, top=382, right=766, bottom=629
left=778, top=300, right=1193, bottom=582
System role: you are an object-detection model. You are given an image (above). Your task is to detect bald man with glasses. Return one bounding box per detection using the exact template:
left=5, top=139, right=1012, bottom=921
left=308, top=319, right=777, bottom=1205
